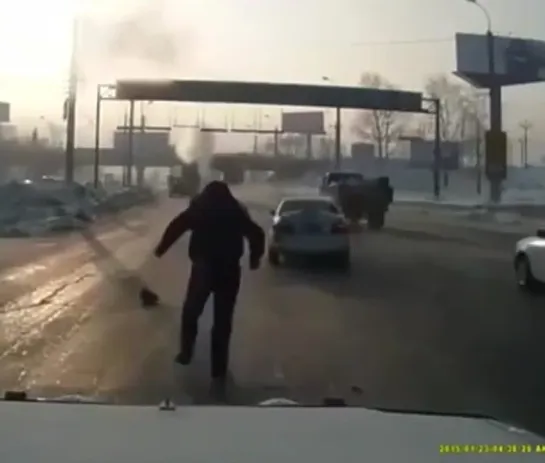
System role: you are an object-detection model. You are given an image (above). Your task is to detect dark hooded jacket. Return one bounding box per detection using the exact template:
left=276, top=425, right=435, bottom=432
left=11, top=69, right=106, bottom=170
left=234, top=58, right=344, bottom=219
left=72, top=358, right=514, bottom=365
left=154, top=181, right=265, bottom=266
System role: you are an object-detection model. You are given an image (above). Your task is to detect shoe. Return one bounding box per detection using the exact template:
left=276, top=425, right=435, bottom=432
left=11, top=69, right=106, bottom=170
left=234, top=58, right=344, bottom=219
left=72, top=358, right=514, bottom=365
left=174, top=351, right=192, bottom=365
left=139, top=287, right=159, bottom=307
left=209, top=377, right=228, bottom=402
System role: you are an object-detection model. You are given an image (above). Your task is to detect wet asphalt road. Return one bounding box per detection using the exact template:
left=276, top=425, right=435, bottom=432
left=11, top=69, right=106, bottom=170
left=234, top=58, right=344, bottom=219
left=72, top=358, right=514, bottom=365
left=0, top=186, right=544, bottom=436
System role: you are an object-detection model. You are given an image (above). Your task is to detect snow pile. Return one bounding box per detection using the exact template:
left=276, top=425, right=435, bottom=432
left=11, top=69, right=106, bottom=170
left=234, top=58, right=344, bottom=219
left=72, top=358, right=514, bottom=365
left=0, top=181, right=157, bottom=237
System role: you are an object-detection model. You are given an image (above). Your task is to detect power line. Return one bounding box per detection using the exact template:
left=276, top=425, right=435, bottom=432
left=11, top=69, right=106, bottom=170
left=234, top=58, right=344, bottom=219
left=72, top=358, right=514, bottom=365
left=350, top=37, right=453, bottom=47
left=350, top=30, right=517, bottom=48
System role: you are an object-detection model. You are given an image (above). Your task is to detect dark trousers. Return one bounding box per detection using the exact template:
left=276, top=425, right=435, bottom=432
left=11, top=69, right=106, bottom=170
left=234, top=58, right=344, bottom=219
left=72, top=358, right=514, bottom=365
left=180, top=262, right=241, bottom=378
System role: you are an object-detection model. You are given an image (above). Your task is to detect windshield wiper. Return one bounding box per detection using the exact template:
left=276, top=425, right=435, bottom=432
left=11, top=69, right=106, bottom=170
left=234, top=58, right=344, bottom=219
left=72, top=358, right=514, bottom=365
left=368, top=405, right=494, bottom=420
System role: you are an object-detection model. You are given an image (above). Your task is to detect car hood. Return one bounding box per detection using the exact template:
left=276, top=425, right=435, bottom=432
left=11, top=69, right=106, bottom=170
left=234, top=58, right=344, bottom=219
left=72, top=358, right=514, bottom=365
left=0, top=400, right=543, bottom=462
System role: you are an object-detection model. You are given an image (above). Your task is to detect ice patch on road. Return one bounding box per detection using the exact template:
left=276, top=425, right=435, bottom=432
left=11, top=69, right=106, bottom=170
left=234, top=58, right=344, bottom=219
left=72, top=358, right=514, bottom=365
left=494, top=212, right=523, bottom=224
left=3, top=264, right=48, bottom=282
left=464, top=209, right=522, bottom=225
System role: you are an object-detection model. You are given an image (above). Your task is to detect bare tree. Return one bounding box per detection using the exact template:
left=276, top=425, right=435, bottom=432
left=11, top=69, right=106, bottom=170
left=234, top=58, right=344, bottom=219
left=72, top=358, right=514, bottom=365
left=351, top=72, right=407, bottom=159
left=461, top=90, right=488, bottom=166
left=423, top=74, right=485, bottom=142
left=318, top=136, right=335, bottom=159
left=190, top=129, right=215, bottom=160
left=263, top=136, right=276, bottom=155
left=277, top=134, right=306, bottom=157
left=264, top=134, right=290, bottom=155
left=46, top=123, right=65, bottom=148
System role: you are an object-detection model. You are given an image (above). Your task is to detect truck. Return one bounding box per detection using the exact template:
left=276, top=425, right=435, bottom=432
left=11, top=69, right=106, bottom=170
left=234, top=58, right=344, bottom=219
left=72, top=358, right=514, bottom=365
left=168, top=162, right=201, bottom=198
left=319, top=171, right=394, bottom=230
left=222, top=165, right=245, bottom=185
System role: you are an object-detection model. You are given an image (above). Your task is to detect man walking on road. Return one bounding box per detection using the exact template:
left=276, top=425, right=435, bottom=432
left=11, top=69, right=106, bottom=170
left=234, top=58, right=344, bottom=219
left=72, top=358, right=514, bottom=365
left=154, top=181, right=265, bottom=394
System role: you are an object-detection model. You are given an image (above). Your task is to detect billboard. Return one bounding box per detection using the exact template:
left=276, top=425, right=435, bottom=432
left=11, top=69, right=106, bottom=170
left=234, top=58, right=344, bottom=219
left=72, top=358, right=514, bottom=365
left=0, top=102, right=10, bottom=123
left=351, top=142, right=374, bottom=160
left=281, top=111, right=324, bottom=134
left=409, top=140, right=460, bottom=170
left=455, top=33, right=545, bottom=87
left=113, top=131, right=171, bottom=166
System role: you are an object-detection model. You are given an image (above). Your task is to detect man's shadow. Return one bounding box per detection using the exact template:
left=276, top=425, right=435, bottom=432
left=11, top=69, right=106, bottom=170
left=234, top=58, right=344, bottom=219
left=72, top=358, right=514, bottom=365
left=78, top=226, right=156, bottom=299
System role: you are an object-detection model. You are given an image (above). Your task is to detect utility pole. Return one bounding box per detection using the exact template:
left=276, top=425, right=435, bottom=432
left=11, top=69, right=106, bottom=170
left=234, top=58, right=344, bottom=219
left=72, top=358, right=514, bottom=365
left=127, top=100, right=135, bottom=186
left=252, top=109, right=260, bottom=155
left=475, top=116, right=482, bottom=195
left=520, top=120, right=531, bottom=168
left=433, top=98, right=442, bottom=199
left=334, top=107, right=341, bottom=169
left=121, top=110, right=128, bottom=185
left=137, top=103, right=146, bottom=187
left=93, top=85, right=101, bottom=188
left=64, top=18, right=79, bottom=184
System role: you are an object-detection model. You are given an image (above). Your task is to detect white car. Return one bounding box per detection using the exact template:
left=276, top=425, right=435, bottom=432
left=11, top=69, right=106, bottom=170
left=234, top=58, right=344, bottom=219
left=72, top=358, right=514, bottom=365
left=514, top=229, right=545, bottom=291
left=267, top=196, right=350, bottom=268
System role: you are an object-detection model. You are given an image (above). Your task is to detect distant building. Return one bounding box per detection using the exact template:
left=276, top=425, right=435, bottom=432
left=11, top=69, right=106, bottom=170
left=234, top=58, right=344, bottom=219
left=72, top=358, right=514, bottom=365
left=0, top=123, right=17, bottom=140
left=408, top=138, right=460, bottom=170
left=351, top=142, right=374, bottom=160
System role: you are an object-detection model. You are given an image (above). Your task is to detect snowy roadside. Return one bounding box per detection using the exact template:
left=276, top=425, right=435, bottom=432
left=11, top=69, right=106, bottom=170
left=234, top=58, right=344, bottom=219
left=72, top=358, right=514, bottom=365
left=0, top=183, right=157, bottom=238
left=391, top=204, right=543, bottom=236
left=234, top=181, right=544, bottom=236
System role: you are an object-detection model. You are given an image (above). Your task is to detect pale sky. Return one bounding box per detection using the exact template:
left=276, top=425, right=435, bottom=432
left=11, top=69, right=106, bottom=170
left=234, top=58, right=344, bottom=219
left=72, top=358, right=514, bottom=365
left=0, top=0, right=544, bottom=155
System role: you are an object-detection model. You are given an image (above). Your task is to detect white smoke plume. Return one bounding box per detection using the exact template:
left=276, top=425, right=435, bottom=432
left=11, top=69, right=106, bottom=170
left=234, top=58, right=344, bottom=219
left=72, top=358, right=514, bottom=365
left=173, top=129, right=215, bottom=181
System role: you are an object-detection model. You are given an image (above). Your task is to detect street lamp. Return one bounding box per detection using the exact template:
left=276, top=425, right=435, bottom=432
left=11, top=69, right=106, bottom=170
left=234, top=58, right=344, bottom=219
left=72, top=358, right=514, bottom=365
left=94, top=84, right=117, bottom=188
left=466, top=0, right=491, bottom=31
left=465, top=0, right=494, bottom=92
left=465, top=0, right=504, bottom=203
